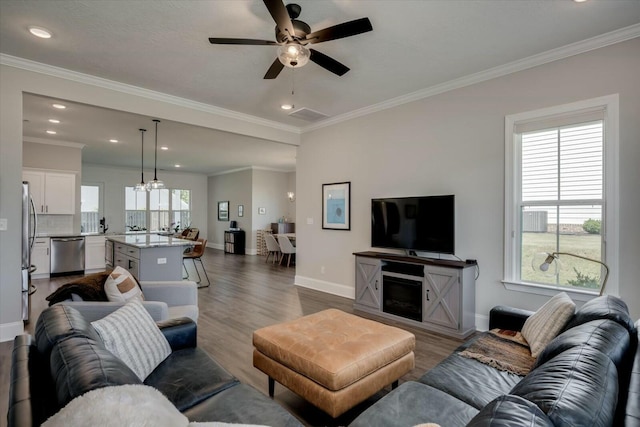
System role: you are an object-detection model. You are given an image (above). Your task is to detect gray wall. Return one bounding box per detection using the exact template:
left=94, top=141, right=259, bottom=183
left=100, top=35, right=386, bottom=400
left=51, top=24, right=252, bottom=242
left=208, top=169, right=253, bottom=250
left=295, top=38, right=640, bottom=321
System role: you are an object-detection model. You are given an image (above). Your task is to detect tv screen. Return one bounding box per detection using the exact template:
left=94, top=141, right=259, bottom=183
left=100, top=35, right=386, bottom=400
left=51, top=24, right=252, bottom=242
left=371, top=195, right=455, bottom=254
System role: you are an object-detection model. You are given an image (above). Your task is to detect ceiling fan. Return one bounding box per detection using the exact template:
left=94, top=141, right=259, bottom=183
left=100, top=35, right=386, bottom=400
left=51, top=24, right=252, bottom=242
left=208, top=0, right=373, bottom=79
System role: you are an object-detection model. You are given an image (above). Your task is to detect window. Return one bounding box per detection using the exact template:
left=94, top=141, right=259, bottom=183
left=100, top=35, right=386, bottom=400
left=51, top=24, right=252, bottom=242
left=125, top=187, right=191, bottom=232
left=81, top=184, right=102, bottom=233
left=504, top=95, right=619, bottom=298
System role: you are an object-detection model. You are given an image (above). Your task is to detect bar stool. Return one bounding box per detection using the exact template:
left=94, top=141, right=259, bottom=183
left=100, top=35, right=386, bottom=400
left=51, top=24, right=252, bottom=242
left=183, top=238, right=210, bottom=287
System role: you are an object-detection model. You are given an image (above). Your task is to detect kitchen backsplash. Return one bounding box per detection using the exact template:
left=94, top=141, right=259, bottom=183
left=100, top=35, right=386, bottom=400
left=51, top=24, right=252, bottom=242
left=37, top=215, right=74, bottom=235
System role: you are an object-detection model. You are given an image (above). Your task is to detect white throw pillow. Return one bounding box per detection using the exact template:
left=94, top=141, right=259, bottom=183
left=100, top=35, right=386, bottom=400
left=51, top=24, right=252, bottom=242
left=92, top=299, right=171, bottom=380
left=104, top=266, right=144, bottom=303
left=42, top=384, right=188, bottom=427
left=521, top=292, right=575, bottom=358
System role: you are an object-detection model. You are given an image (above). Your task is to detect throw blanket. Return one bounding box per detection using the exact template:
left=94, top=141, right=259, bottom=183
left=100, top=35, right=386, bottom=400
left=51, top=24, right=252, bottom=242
left=459, top=329, right=535, bottom=376
left=42, top=384, right=267, bottom=427
left=45, top=271, right=111, bottom=306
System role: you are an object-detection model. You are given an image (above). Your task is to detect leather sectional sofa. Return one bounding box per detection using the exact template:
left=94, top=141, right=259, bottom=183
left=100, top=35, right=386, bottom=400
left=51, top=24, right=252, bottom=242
left=350, top=295, right=640, bottom=427
left=8, top=305, right=302, bottom=426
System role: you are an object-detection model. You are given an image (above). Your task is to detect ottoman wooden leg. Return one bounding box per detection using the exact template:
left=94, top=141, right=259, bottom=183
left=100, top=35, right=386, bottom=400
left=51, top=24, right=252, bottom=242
left=269, top=376, right=275, bottom=397
left=392, top=380, right=399, bottom=389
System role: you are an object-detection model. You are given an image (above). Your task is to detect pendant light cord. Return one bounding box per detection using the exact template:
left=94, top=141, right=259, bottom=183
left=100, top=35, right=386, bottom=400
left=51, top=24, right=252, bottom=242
left=139, top=128, right=146, bottom=184
left=153, top=119, right=160, bottom=181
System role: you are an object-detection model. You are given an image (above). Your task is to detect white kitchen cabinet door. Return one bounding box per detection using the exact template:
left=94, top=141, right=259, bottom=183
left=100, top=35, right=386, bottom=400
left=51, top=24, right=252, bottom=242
left=85, top=236, right=106, bottom=271
left=31, top=237, right=50, bottom=277
left=22, top=170, right=45, bottom=214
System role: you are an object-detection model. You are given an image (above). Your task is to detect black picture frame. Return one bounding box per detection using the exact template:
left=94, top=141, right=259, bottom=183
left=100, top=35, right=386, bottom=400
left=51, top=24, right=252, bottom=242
left=322, top=181, right=351, bottom=230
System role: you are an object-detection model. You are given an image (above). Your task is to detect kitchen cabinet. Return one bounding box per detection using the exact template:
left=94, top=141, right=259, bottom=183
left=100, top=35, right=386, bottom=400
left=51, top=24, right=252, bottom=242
left=22, top=169, right=76, bottom=214
left=31, top=237, right=50, bottom=278
left=85, top=235, right=106, bottom=272
left=108, top=235, right=190, bottom=281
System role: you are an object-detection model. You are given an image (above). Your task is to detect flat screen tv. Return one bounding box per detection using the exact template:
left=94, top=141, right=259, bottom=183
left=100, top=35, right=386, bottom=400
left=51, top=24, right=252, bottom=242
left=371, top=195, right=455, bottom=254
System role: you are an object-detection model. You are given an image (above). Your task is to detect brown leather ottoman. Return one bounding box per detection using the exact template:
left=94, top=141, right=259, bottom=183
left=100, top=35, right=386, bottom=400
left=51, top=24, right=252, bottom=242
left=253, top=308, right=415, bottom=417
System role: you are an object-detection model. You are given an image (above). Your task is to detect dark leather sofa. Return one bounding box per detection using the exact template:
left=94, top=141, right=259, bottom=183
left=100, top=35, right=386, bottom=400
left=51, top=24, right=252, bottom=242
left=8, top=304, right=302, bottom=427
left=350, top=295, right=640, bottom=427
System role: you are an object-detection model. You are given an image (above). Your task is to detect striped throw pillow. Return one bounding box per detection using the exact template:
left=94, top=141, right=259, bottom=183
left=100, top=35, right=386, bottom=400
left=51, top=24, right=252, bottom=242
left=521, top=292, right=575, bottom=358
left=92, top=299, right=171, bottom=380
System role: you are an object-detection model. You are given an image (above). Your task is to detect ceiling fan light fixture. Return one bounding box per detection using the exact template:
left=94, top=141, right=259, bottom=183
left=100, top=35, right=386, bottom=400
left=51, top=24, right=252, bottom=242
left=277, top=43, right=310, bottom=68
left=281, top=104, right=294, bottom=110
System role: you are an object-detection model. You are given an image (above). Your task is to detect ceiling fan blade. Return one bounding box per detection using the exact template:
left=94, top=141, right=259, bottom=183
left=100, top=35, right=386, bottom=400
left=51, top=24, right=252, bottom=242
left=209, top=38, right=278, bottom=45
left=309, top=49, right=350, bottom=76
left=263, top=0, right=296, bottom=41
left=304, top=17, right=373, bottom=44
left=264, top=58, right=285, bottom=79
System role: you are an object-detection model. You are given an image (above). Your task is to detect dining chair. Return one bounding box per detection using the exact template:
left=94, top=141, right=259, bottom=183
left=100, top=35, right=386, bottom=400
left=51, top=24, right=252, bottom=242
left=277, top=235, right=296, bottom=267
left=183, top=238, right=210, bottom=287
left=265, top=234, right=281, bottom=264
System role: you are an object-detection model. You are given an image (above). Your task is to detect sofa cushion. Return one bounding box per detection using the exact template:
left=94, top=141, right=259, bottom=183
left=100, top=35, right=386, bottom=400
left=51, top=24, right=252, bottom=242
left=348, top=381, right=478, bottom=427
left=104, top=266, right=144, bottom=303
left=418, top=348, right=523, bottom=410
left=534, top=319, right=631, bottom=370
left=521, top=292, right=575, bottom=358
left=144, top=347, right=239, bottom=411
left=564, top=295, right=636, bottom=334
left=511, top=345, right=618, bottom=427
left=183, top=383, right=303, bottom=427
left=92, top=299, right=172, bottom=381
left=50, top=336, right=141, bottom=407
left=35, top=304, right=103, bottom=357
left=466, top=394, right=554, bottom=427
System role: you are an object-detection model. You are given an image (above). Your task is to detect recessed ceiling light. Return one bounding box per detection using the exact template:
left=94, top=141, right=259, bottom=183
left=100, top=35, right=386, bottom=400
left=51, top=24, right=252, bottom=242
left=109, top=139, right=119, bottom=143
left=160, top=146, right=169, bottom=151
left=48, top=119, right=60, bottom=124
left=281, top=104, right=294, bottom=110
left=28, top=26, right=52, bottom=39
left=52, top=103, right=66, bottom=109
left=174, top=164, right=181, bottom=168
left=46, top=130, right=57, bottom=135
left=574, top=0, right=588, bottom=2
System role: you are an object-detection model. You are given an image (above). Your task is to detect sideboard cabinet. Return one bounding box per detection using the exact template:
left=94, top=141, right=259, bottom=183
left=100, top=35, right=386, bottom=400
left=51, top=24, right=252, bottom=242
left=354, top=252, right=476, bottom=339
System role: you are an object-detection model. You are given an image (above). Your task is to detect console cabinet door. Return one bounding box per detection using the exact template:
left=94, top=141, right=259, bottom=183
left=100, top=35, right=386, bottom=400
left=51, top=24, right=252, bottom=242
left=355, top=257, right=382, bottom=310
left=423, top=265, right=460, bottom=331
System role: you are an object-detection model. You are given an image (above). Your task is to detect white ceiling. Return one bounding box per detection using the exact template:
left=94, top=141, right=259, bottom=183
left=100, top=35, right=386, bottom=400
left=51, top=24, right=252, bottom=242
left=2, top=1, right=639, bottom=174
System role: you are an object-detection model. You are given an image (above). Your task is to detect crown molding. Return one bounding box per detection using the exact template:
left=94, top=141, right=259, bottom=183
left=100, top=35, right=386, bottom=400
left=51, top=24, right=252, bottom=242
left=0, top=54, right=301, bottom=136
left=208, top=165, right=294, bottom=177
left=302, top=23, right=640, bottom=133
left=23, top=136, right=85, bottom=149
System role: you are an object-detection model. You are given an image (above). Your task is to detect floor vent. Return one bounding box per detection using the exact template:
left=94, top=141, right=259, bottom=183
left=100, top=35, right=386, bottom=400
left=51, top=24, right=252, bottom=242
left=288, top=107, right=329, bottom=122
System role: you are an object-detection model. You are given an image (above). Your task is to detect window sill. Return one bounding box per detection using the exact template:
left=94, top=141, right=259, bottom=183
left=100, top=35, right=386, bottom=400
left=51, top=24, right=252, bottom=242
left=501, top=280, right=603, bottom=302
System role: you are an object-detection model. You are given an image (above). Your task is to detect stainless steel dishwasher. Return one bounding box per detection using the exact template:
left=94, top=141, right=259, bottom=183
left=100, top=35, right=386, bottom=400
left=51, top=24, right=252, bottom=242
left=50, top=237, right=85, bottom=276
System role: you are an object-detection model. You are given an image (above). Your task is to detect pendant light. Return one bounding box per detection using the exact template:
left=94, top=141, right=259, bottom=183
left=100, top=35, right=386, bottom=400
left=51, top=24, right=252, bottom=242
left=146, top=119, right=165, bottom=190
left=134, top=128, right=147, bottom=192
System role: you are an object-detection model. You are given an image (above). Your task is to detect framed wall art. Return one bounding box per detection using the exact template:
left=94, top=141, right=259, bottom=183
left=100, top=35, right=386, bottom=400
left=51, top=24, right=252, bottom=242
left=322, top=181, right=350, bottom=230
left=218, top=201, right=229, bottom=221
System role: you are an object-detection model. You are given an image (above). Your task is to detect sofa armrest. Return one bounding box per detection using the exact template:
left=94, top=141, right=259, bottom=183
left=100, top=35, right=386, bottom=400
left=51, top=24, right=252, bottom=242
left=489, top=305, right=534, bottom=331
left=140, top=281, right=198, bottom=307
left=157, top=317, right=197, bottom=350
left=60, top=301, right=168, bottom=322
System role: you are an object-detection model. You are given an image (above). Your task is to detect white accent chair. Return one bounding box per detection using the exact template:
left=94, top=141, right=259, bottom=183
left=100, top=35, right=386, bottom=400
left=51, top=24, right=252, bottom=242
left=265, top=234, right=281, bottom=264
left=277, top=235, right=296, bottom=267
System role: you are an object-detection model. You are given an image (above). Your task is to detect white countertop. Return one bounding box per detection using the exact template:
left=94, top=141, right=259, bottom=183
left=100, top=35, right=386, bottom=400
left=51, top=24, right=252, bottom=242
left=105, top=234, right=194, bottom=248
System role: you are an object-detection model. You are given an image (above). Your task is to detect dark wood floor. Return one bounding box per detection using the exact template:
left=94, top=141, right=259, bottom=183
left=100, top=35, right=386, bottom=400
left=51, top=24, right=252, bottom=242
left=1, top=248, right=467, bottom=427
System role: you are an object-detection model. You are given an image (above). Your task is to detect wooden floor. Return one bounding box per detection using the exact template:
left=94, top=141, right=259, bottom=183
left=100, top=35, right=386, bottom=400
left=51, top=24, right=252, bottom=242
left=0, top=248, right=467, bottom=427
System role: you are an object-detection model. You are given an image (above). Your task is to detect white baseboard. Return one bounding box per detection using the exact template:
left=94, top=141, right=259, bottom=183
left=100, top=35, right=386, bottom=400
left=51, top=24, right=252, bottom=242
left=0, top=321, right=24, bottom=342
left=207, top=242, right=257, bottom=255
left=294, top=275, right=355, bottom=300
left=475, top=314, right=489, bottom=332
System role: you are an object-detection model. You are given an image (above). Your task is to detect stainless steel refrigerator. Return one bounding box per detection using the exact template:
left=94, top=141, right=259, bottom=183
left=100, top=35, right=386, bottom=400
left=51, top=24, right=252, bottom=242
left=22, top=181, right=38, bottom=322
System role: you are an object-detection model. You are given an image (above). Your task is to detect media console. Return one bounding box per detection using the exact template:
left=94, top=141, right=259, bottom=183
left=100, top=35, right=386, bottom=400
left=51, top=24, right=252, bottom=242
left=353, top=251, right=476, bottom=339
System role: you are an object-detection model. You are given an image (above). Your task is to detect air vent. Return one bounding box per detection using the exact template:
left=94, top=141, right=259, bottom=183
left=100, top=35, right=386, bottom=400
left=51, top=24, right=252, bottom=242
left=288, top=107, right=329, bottom=122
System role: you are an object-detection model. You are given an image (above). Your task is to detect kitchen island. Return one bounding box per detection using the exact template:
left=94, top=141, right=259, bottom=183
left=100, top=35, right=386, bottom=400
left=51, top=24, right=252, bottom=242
left=105, top=234, right=195, bottom=282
